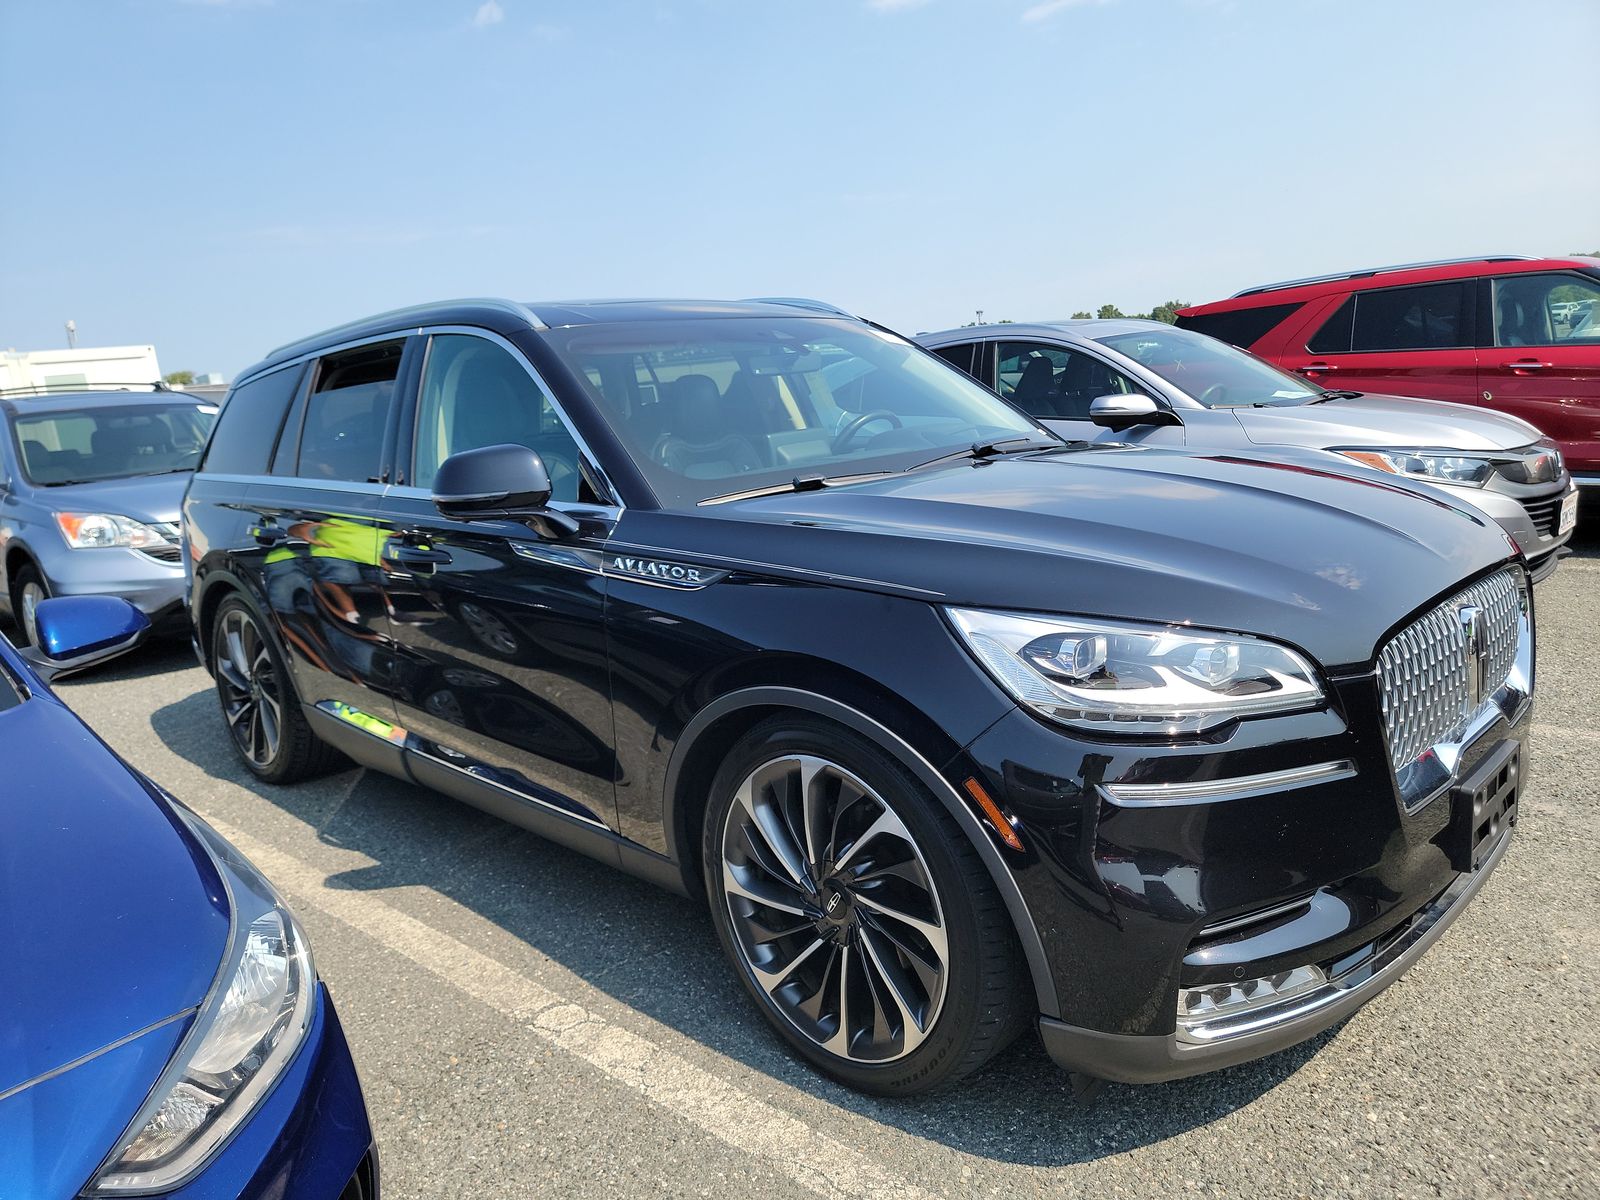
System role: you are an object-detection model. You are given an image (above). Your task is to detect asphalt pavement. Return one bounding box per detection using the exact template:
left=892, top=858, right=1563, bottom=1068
left=49, top=519, right=1600, bottom=1199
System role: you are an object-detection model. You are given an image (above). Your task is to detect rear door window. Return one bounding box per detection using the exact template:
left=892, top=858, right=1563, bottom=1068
left=931, top=343, right=976, bottom=376
left=1175, top=302, right=1303, bottom=349
left=293, top=341, right=404, bottom=483
left=1315, top=282, right=1473, bottom=352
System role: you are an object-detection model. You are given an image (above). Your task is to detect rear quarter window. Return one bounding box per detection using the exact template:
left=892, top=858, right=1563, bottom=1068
left=1175, top=302, right=1303, bottom=349
left=201, top=364, right=304, bottom=475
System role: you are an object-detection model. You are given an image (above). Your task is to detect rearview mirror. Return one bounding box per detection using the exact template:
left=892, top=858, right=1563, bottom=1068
left=432, top=443, right=579, bottom=539
left=23, top=595, right=149, bottom=680
left=1089, top=394, right=1181, bottom=432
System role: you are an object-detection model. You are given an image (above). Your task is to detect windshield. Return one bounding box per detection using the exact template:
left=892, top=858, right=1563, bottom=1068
left=546, top=317, right=1047, bottom=506
left=1094, top=326, right=1321, bottom=408
left=12, top=402, right=218, bottom=485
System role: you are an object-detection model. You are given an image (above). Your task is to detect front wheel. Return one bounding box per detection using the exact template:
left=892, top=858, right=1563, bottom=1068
left=703, top=715, right=1028, bottom=1095
left=9, top=562, right=49, bottom=648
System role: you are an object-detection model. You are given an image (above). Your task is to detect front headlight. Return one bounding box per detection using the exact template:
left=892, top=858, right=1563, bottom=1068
left=946, top=608, right=1324, bottom=734
left=55, top=512, right=171, bottom=549
left=87, top=807, right=314, bottom=1193
left=1335, top=449, right=1496, bottom=487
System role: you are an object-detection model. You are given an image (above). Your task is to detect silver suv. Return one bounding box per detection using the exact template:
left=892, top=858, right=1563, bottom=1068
left=919, top=320, right=1577, bottom=579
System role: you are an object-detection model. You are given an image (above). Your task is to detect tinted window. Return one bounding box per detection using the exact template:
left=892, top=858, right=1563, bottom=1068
left=1306, top=297, right=1354, bottom=353
left=414, top=334, right=584, bottom=502
left=931, top=343, right=975, bottom=376
left=18, top=402, right=219, bottom=485
left=549, top=317, right=1039, bottom=507
left=294, top=342, right=402, bottom=483
left=202, top=367, right=301, bottom=475
left=1493, top=272, right=1600, bottom=346
left=997, top=342, right=1140, bottom=420
left=1096, top=327, right=1319, bottom=408
left=1350, top=283, right=1471, bottom=351
left=1175, top=302, right=1302, bottom=349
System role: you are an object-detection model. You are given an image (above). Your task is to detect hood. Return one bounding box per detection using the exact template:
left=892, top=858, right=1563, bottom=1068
left=30, top=471, right=190, bottom=526
left=0, top=672, right=229, bottom=1169
left=655, top=445, right=1514, bottom=670
left=1233, top=393, right=1545, bottom=453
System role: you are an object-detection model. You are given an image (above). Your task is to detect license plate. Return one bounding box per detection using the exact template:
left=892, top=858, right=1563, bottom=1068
left=1441, top=739, right=1520, bottom=873
left=1558, top=490, right=1579, bottom=536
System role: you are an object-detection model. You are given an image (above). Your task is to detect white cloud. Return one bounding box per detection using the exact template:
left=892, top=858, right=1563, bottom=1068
left=1021, top=0, right=1115, bottom=22
left=868, top=0, right=932, bottom=11
left=471, top=1, right=505, bottom=28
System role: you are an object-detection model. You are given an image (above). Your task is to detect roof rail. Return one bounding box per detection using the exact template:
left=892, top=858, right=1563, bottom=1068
left=741, top=296, right=855, bottom=318
left=264, top=297, right=547, bottom=360
left=1232, top=255, right=1535, bottom=298
left=0, top=381, right=169, bottom=397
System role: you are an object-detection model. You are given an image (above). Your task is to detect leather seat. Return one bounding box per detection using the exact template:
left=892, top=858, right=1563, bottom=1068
left=1010, top=357, right=1059, bottom=416
left=653, top=374, right=763, bottom=479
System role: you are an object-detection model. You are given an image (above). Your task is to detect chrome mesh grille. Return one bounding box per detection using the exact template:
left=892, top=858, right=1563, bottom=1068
left=1376, top=569, right=1522, bottom=773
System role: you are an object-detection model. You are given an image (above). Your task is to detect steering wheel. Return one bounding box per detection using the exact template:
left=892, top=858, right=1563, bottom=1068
left=1197, top=384, right=1229, bottom=407
left=831, top=410, right=903, bottom=454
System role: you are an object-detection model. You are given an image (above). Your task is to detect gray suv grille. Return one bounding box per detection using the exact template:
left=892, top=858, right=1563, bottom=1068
left=1376, top=569, right=1522, bottom=774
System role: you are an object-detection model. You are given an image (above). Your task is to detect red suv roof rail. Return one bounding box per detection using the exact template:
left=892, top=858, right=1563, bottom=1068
left=1232, top=255, right=1534, bottom=299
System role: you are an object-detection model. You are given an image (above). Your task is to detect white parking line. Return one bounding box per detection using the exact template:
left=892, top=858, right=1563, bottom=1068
left=203, top=814, right=938, bottom=1200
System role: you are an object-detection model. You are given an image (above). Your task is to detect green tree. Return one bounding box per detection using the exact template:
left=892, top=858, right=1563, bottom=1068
left=1147, top=299, right=1190, bottom=325
left=1096, top=304, right=1125, bottom=319
left=163, top=370, right=196, bottom=386
left=1070, top=310, right=1092, bottom=319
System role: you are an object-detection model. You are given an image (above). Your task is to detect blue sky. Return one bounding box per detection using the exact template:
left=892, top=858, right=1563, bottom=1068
left=1, top=0, right=1595, bottom=377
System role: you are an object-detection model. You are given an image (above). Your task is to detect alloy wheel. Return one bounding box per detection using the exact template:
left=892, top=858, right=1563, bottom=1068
left=19, top=581, right=46, bottom=648
left=215, top=609, right=283, bottom=768
left=719, top=754, right=949, bottom=1063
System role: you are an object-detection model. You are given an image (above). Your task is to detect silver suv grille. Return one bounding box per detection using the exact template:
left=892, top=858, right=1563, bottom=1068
left=1376, top=569, right=1522, bottom=774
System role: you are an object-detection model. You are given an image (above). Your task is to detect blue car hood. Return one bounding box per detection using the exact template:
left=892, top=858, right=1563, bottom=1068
left=0, top=673, right=229, bottom=1182
left=33, top=471, right=191, bottom=526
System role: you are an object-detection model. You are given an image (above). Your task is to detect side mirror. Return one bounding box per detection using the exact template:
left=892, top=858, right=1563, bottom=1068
left=431, top=443, right=579, bottom=539
left=23, top=595, right=149, bottom=680
left=1089, top=394, right=1182, bottom=432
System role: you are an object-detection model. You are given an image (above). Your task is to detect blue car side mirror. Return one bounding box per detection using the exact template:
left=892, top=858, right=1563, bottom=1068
left=26, top=596, right=150, bottom=680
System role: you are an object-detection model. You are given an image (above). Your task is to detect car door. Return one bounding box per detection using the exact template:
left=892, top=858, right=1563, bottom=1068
left=376, top=329, right=623, bottom=836
left=238, top=337, right=408, bottom=727
left=1477, top=270, right=1600, bottom=473
left=1280, top=280, right=1480, bottom=403
left=993, top=339, right=1183, bottom=445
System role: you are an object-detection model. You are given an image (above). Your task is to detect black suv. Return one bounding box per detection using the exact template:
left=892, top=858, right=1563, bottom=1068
left=184, top=298, right=1532, bottom=1094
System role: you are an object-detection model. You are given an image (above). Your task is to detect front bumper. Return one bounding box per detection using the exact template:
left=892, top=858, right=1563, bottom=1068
left=1448, top=480, right=1576, bottom=577
left=40, top=545, right=187, bottom=625
left=165, top=984, right=376, bottom=1200
left=1038, top=823, right=1513, bottom=1082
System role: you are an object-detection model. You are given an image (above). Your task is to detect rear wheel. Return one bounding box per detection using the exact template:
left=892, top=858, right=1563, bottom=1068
left=211, top=594, right=343, bottom=782
left=703, top=715, right=1029, bottom=1095
left=9, top=562, right=49, bottom=648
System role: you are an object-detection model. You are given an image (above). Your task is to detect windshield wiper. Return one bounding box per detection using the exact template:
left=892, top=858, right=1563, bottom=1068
left=904, top=437, right=1062, bottom=474
left=1306, top=389, right=1364, bottom=404
left=698, top=470, right=897, bottom=506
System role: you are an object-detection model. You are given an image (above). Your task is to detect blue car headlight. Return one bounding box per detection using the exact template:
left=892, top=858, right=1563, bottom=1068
left=87, top=807, right=314, bottom=1193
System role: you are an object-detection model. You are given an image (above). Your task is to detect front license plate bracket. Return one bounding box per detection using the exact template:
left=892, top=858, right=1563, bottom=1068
left=1439, top=739, right=1520, bottom=873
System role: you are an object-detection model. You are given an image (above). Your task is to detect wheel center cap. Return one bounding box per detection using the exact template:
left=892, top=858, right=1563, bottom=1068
left=819, top=881, right=854, bottom=925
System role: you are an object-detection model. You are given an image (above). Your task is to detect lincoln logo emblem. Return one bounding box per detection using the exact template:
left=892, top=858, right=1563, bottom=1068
left=826, top=892, right=844, bottom=914
left=1458, top=604, right=1488, bottom=707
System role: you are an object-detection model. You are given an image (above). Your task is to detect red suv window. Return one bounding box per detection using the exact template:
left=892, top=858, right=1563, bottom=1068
left=1307, top=282, right=1473, bottom=353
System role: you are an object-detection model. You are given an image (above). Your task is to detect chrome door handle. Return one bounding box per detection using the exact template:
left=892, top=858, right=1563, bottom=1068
left=1502, top=360, right=1552, bottom=371
left=1297, top=362, right=1336, bottom=374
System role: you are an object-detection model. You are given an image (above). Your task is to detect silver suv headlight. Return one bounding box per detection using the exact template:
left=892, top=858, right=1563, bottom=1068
left=1333, top=449, right=1496, bottom=487
left=87, top=805, right=314, bottom=1193
left=947, top=608, right=1324, bottom=734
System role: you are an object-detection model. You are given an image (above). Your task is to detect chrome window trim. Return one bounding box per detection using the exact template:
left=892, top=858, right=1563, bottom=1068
left=262, top=298, right=546, bottom=362
left=410, top=324, right=623, bottom=510
left=193, top=473, right=387, bottom=497
left=1100, top=760, right=1357, bottom=807
left=381, top=482, right=621, bottom=525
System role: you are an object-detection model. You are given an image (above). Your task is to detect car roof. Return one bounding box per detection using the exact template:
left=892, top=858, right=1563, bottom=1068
left=245, top=296, right=858, bottom=382
left=919, top=318, right=1169, bottom=344
left=1183, top=255, right=1600, bottom=315
left=2, top=388, right=209, bottom=414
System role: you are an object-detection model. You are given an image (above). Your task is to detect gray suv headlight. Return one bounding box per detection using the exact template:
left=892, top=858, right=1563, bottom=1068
left=87, top=806, right=314, bottom=1193
left=1334, top=449, right=1497, bottom=487
left=947, top=608, right=1324, bottom=734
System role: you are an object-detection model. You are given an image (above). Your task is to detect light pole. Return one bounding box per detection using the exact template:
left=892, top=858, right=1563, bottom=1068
left=65, top=320, right=77, bottom=349
left=975, top=310, right=984, bottom=326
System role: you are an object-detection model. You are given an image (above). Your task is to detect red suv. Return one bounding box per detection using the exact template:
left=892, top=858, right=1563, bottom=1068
left=1177, top=255, right=1600, bottom=489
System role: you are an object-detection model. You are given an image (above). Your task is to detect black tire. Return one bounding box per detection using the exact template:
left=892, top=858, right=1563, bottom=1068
left=9, top=561, right=49, bottom=648
left=702, top=714, right=1029, bottom=1096
left=210, top=593, right=344, bottom=783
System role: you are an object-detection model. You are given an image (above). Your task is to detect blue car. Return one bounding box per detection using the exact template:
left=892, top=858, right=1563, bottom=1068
left=0, top=596, right=377, bottom=1198
left=0, top=387, right=218, bottom=647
